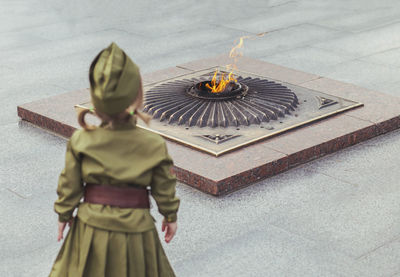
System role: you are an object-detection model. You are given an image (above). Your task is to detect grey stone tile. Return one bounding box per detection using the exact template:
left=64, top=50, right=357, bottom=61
left=0, top=1, right=46, bottom=17
left=41, top=0, right=182, bottom=23
left=313, top=7, right=400, bottom=33
left=173, top=223, right=365, bottom=277
left=1, top=29, right=133, bottom=66
left=111, top=0, right=289, bottom=39
left=0, top=10, right=62, bottom=33
left=3, top=111, right=24, bottom=126
left=221, top=1, right=347, bottom=34
left=0, top=31, right=48, bottom=51
left=0, top=190, right=58, bottom=260
left=0, top=65, right=14, bottom=75
left=111, top=27, right=251, bottom=73
left=0, top=187, right=60, bottom=277
left=0, top=122, right=66, bottom=197
left=0, top=123, right=64, bottom=276
left=2, top=56, right=88, bottom=88
left=302, top=0, right=399, bottom=10
left=267, top=184, right=400, bottom=259
left=138, top=46, right=229, bottom=74
left=307, top=129, right=400, bottom=193
left=0, top=84, right=67, bottom=125
left=235, top=24, right=345, bottom=58
left=11, top=16, right=126, bottom=41
left=266, top=130, right=400, bottom=258
left=130, top=25, right=251, bottom=58
left=319, top=59, right=400, bottom=94
left=161, top=168, right=361, bottom=268
left=261, top=46, right=355, bottom=76
left=113, top=15, right=208, bottom=39
left=3, top=53, right=90, bottom=92
left=0, top=30, right=143, bottom=92
left=313, top=22, right=400, bottom=57
left=360, top=47, right=400, bottom=67
left=0, top=242, right=59, bottom=277
left=365, top=81, right=400, bottom=98
left=355, top=236, right=400, bottom=277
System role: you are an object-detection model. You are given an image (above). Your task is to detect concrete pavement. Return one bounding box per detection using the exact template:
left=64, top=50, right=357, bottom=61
left=1, top=1, right=400, bottom=276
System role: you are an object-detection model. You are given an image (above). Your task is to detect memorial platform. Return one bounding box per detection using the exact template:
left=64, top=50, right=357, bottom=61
left=18, top=55, right=400, bottom=195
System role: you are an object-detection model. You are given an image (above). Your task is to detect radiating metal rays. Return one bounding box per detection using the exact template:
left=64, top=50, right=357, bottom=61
left=76, top=67, right=362, bottom=157
left=143, top=75, right=299, bottom=128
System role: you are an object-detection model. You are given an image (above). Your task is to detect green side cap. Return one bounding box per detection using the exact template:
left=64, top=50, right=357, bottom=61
left=89, top=42, right=141, bottom=115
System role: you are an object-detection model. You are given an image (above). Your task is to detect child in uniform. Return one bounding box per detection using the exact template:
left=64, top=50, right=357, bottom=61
left=49, top=42, right=180, bottom=277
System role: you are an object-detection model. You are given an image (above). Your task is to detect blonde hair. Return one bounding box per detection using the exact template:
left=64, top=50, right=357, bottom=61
left=78, top=80, right=151, bottom=130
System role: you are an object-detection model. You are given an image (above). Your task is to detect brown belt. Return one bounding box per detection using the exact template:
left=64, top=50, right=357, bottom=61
left=84, top=183, right=150, bottom=208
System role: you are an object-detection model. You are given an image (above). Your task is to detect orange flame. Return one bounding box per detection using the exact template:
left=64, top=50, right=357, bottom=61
left=206, top=32, right=268, bottom=93
left=205, top=69, right=237, bottom=93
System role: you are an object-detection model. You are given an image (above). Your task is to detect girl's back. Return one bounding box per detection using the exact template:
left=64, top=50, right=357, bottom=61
left=50, top=42, right=179, bottom=277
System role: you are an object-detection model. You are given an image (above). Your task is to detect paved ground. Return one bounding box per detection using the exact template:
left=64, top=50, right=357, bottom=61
left=1, top=0, right=400, bottom=276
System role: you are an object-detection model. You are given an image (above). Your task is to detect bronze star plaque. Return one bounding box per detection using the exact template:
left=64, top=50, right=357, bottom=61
left=75, top=67, right=362, bottom=156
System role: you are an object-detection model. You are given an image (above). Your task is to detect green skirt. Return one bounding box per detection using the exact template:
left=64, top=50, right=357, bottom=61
left=49, top=218, right=175, bottom=277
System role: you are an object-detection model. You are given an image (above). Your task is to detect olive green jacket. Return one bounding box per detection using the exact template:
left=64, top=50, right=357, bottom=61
left=54, top=117, right=180, bottom=233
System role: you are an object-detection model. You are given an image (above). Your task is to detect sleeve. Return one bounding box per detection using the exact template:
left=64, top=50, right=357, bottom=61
left=54, top=138, right=84, bottom=222
left=150, top=143, right=180, bottom=223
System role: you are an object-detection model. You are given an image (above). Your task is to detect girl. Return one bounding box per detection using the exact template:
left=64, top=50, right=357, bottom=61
left=49, top=42, right=180, bottom=277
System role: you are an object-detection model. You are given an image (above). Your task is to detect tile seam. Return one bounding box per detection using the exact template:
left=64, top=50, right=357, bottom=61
left=355, top=233, right=400, bottom=261
left=175, top=65, right=195, bottom=71
left=267, top=218, right=361, bottom=260
left=6, top=188, right=28, bottom=199
left=315, top=171, right=360, bottom=187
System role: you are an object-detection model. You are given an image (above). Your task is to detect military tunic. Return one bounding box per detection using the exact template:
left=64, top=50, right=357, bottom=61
left=49, top=117, right=180, bottom=277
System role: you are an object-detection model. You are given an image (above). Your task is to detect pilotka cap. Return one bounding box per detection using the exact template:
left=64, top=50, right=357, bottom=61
left=89, top=42, right=141, bottom=115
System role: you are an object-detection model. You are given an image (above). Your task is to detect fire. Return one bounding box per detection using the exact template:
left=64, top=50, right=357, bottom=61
left=205, top=70, right=237, bottom=93
left=206, top=32, right=267, bottom=93
left=205, top=37, right=246, bottom=93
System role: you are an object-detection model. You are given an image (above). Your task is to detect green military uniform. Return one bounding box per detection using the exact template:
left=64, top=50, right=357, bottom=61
left=49, top=43, right=179, bottom=277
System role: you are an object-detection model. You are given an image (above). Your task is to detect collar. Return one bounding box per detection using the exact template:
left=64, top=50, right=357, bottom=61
left=100, top=115, right=137, bottom=130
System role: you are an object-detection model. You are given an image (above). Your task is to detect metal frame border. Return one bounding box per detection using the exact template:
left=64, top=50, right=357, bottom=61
left=75, top=67, right=363, bottom=157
